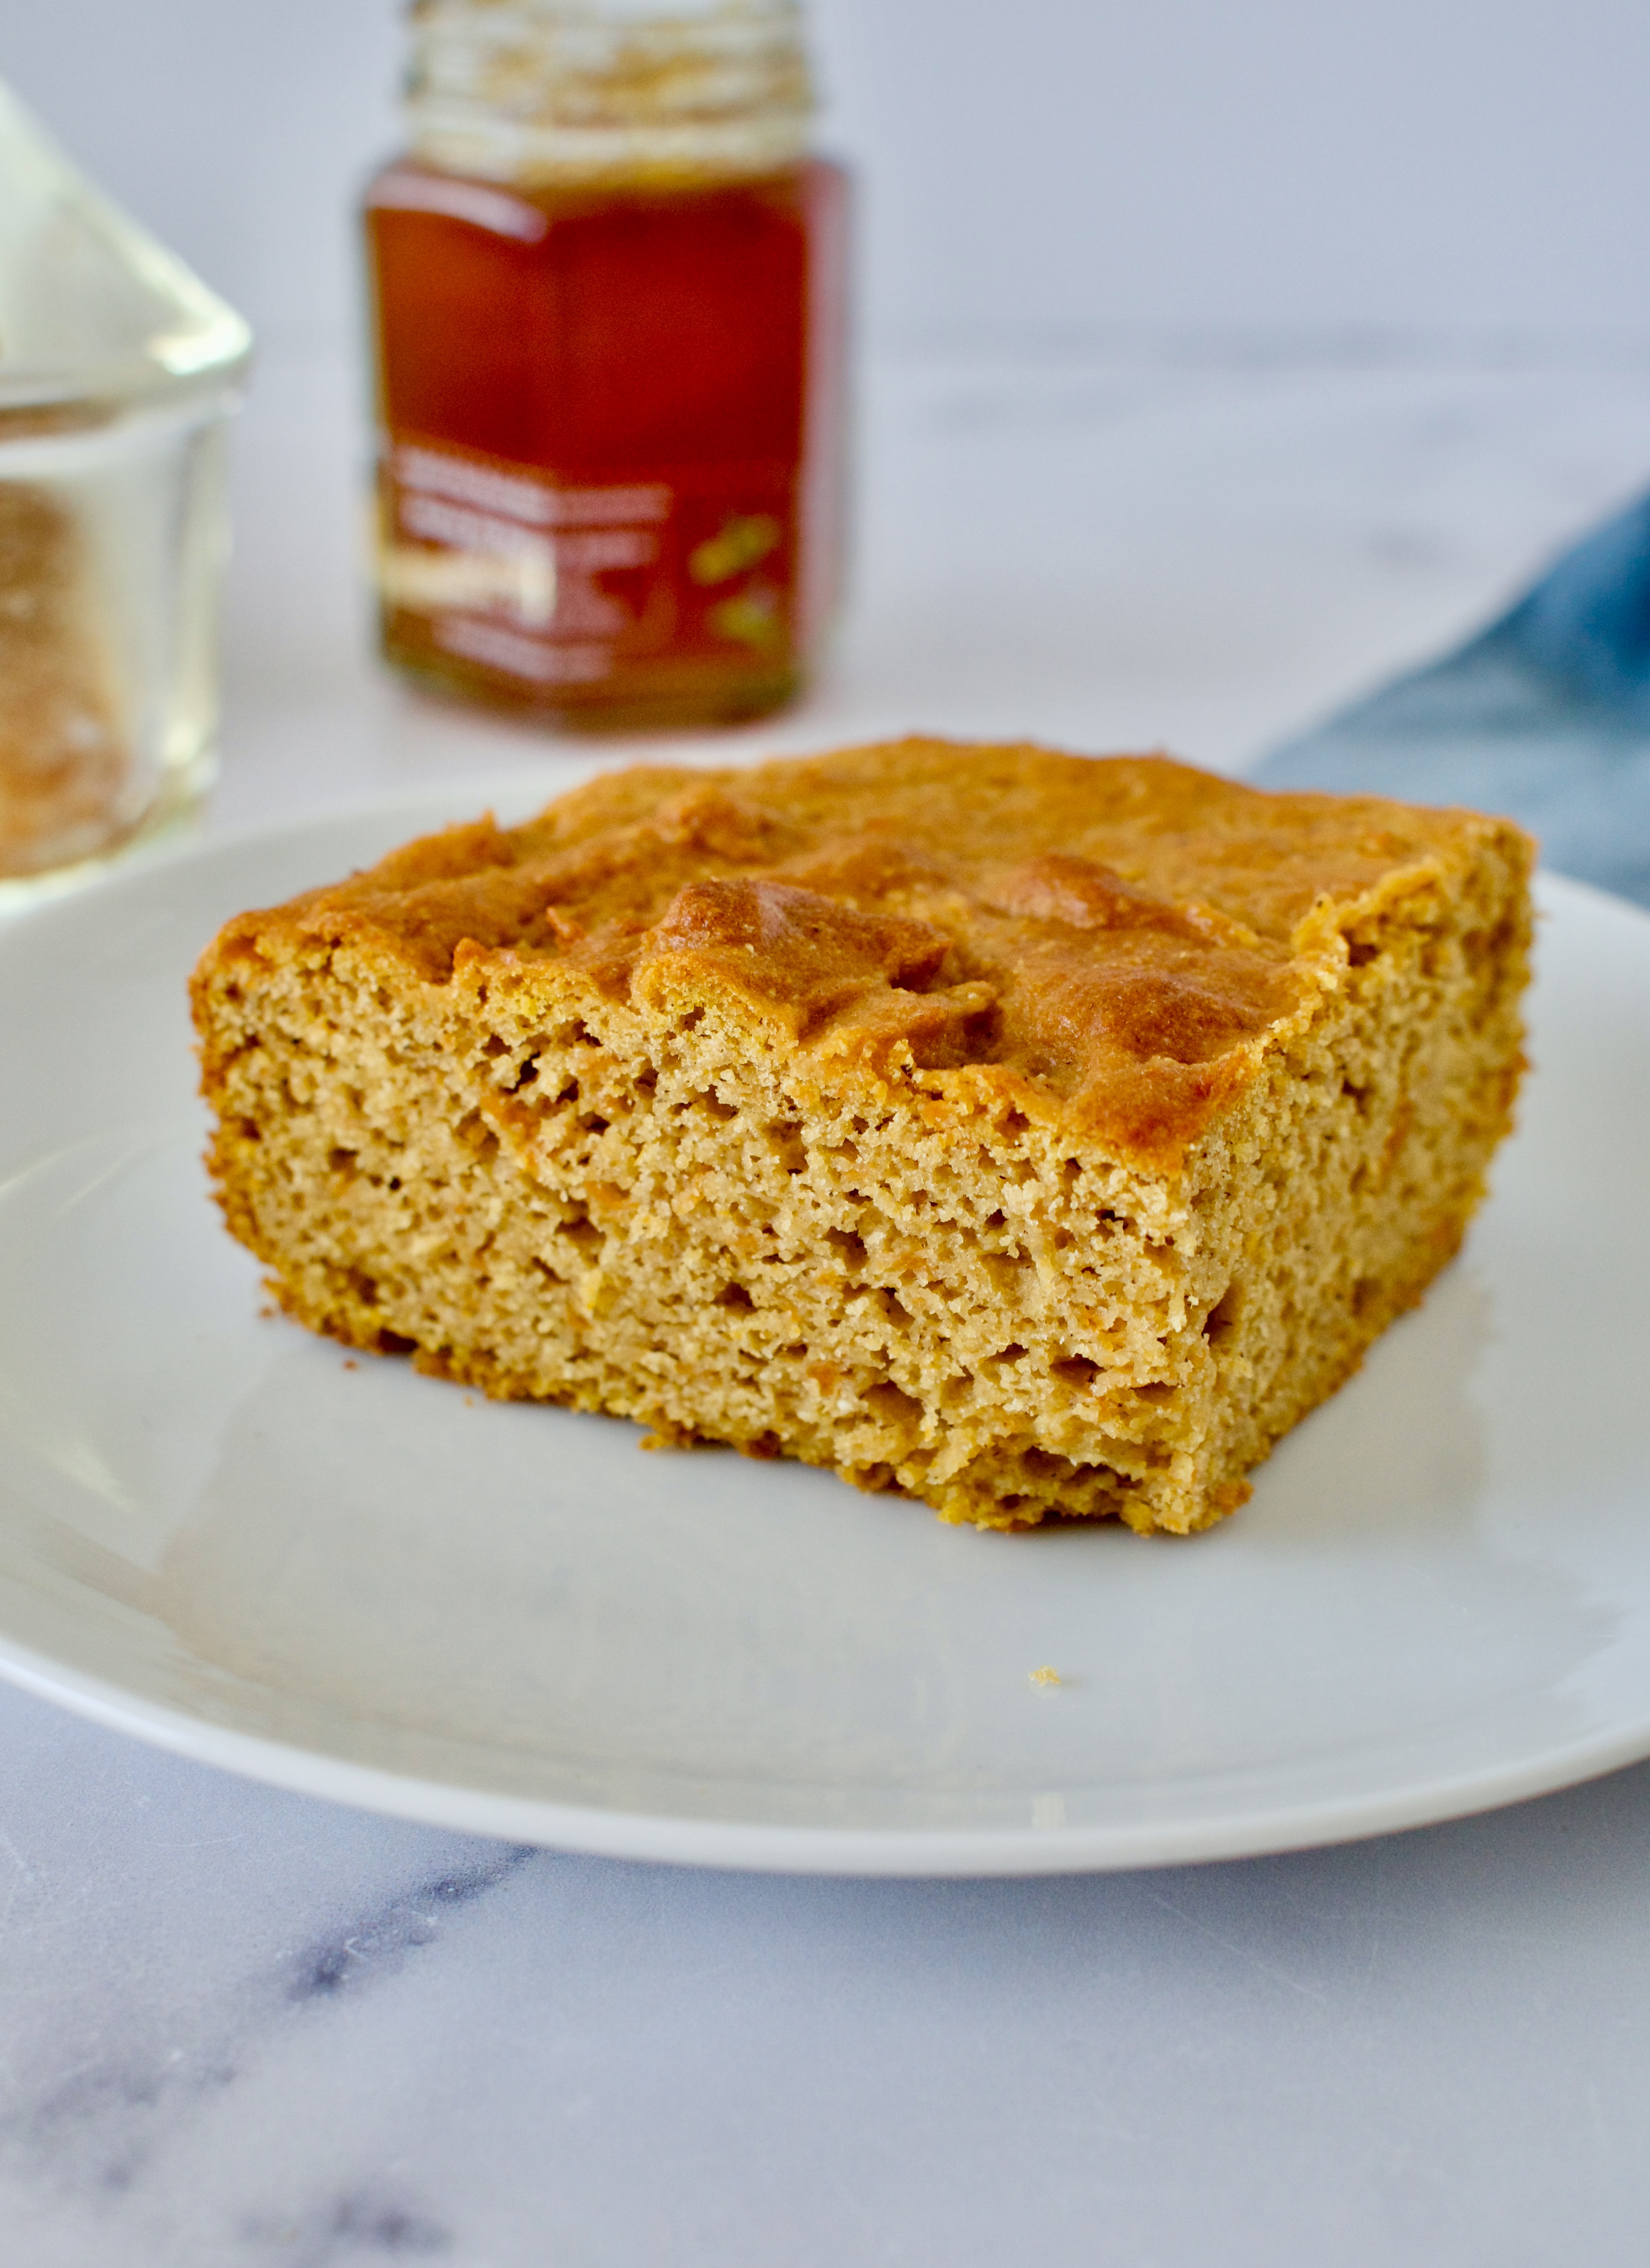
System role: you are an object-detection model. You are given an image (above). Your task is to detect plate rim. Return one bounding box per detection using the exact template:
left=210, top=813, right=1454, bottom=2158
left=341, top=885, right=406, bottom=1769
left=2, top=796, right=1649, bottom=1875
left=7, top=1617, right=1650, bottom=1876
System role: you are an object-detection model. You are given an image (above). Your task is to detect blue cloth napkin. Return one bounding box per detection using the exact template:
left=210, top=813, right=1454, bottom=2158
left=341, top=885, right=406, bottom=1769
left=1256, top=489, right=1650, bottom=907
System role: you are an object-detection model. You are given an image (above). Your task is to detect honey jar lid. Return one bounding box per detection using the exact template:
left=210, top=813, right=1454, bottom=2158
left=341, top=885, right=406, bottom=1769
left=404, top=0, right=817, bottom=186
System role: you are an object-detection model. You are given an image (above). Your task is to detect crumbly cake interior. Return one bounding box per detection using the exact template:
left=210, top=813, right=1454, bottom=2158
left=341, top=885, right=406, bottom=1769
left=193, top=739, right=1532, bottom=1534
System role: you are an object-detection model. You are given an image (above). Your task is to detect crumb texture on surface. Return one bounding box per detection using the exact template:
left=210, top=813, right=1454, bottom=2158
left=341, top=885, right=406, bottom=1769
left=192, top=737, right=1533, bottom=1534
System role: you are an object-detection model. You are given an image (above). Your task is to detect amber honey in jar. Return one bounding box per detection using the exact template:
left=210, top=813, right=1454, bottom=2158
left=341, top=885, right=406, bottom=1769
left=363, top=0, right=847, bottom=732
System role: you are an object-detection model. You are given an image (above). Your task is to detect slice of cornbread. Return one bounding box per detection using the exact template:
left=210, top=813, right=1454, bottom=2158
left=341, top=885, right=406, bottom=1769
left=192, top=739, right=1532, bottom=1534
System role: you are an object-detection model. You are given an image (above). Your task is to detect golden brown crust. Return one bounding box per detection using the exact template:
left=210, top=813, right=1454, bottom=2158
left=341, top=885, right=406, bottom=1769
left=193, top=738, right=1534, bottom=1535
left=209, top=737, right=1525, bottom=1171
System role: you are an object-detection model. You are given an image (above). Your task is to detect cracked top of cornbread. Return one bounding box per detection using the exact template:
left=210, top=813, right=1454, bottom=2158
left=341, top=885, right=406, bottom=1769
left=221, top=737, right=1529, bottom=1165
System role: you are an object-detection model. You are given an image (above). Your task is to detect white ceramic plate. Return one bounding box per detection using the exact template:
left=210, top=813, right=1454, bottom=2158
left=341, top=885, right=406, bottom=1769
left=1, top=793, right=1648, bottom=1875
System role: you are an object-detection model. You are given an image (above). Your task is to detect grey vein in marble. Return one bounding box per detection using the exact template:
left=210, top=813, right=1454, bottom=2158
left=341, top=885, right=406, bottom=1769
left=0, top=1694, right=537, bottom=2264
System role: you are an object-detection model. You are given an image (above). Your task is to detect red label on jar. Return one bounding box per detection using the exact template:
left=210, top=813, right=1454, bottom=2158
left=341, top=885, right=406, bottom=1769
left=379, top=441, right=800, bottom=694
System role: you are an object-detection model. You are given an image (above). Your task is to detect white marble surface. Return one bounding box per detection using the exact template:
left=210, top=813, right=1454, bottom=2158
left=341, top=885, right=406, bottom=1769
left=6, top=1693, right=1650, bottom=2266
left=4, top=339, right=1650, bottom=2262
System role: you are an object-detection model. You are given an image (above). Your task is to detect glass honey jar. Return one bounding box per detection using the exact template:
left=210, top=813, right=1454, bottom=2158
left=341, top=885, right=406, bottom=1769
left=363, top=0, right=848, bottom=733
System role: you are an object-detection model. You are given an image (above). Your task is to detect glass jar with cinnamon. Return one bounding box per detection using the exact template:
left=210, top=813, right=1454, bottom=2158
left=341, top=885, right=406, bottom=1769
left=0, top=80, right=249, bottom=908
left=363, top=0, right=848, bottom=733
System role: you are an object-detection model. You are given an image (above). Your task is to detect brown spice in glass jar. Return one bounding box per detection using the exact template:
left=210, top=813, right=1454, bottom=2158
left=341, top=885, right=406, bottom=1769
left=0, top=474, right=129, bottom=881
